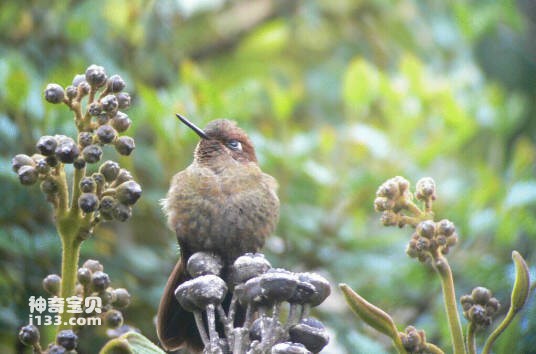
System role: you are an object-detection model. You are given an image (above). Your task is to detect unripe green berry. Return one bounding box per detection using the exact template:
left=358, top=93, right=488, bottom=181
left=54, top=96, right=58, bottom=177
left=83, top=259, right=103, bottom=273
left=78, top=193, right=99, bottom=213
left=101, top=94, right=118, bottom=113
left=79, top=177, right=96, bottom=193
left=78, top=132, right=94, bottom=148
left=96, top=125, right=117, bottom=144
left=44, top=83, right=65, bottom=104
left=82, top=144, right=103, bottom=163
left=107, top=74, right=126, bottom=93
left=115, top=136, right=135, bottom=156
left=85, top=65, right=107, bottom=88
left=116, top=181, right=142, bottom=205
left=36, top=135, right=58, bottom=156
left=99, top=161, right=120, bottom=182
left=113, top=203, right=132, bottom=222
left=105, top=309, right=124, bottom=328
left=18, top=324, right=40, bottom=346
left=12, top=154, right=34, bottom=173
left=112, top=288, right=131, bottom=308
left=116, top=92, right=131, bottom=109
left=56, top=329, right=78, bottom=351
left=77, top=267, right=92, bottom=286
left=43, top=274, right=61, bottom=295
left=91, top=271, right=111, bottom=292
left=111, top=112, right=131, bottom=132
left=18, top=165, right=38, bottom=185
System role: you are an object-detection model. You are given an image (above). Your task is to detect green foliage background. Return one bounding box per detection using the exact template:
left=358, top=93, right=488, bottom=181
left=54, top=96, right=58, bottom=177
left=1, top=0, right=535, bottom=353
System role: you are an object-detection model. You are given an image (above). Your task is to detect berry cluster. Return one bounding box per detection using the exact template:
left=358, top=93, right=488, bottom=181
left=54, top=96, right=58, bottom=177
left=12, top=64, right=141, bottom=233
left=174, top=252, right=331, bottom=353
left=19, top=326, right=78, bottom=354
left=460, top=287, right=500, bottom=329
left=406, top=219, right=458, bottom=263
left=399, top=326, right=427, bottom=354
left=75, top=259, right=131, bottom=329
left=374, top=176, right=436, bottom=228
left=22, top=260, right=131, bottom=353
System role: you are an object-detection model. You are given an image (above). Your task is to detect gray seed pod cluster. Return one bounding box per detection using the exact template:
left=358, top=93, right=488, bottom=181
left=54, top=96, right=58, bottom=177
left=174, top=252, right=331, bottom=353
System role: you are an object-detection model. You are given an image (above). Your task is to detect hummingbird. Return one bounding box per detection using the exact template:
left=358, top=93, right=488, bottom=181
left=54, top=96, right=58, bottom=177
left=156, top=114, right=280, bottom=352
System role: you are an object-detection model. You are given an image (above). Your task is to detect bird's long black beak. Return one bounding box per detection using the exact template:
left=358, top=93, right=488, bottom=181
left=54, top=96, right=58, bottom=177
left=176, top=114, right=208, bottom=139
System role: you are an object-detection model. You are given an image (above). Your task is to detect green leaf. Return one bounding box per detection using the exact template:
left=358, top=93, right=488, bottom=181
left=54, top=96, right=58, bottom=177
left=511, top=251, right=530, bottom=313
left=99, top=332, right=166, bottom=354
left=340, top=284, right=407, bottom=353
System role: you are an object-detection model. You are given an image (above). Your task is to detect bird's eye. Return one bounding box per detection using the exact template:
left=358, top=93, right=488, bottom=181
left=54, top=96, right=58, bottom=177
left=226, top=139, right=242, bottom=151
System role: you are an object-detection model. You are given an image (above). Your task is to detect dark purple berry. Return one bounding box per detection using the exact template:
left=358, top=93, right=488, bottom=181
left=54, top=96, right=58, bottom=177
left=36, top=135, right=58, bottom=156
left=91, top=271, right=111, bottom=292
left=72, top=74, right=86, bottom=87
left=43, top=274, right=61, bottom=295
left=114, top=136, right=135, bottom=156
left=111, top=112, right=131, bottom=132
left=78, top=132, right=94, bottom=148
left=18, top=324, right=40, bottom=346
left=82, top=144, right=103, bottom=163
left=112, top=288, right=131, bottom=308
left=73, top=158, right=86, bottom=170
left=113, top=203, right=132, bottom=222
left=107, top=74, right=125, bottom=93
left=55, top=138, right=79, bottom=163
left=44, top=83, right=64, bottom=104
left=105, top=309, right=124, bottom=328
left=78, top=193, right=99, bottom=213
left=101, top=94, right=118, bottom=113
left=18, top=166, right=38, bottom=185
left=12, top=154, right=34, bottom=173
left=85, top=65, right=107, bottom=88
left=116, top=92, right=131, bottom=109
left=96, top=125, right=117, bottom=144
left=88, top=102, right=102, bottom=116
left=56, top=329, right=78, bottom=351
left=79, top=177, right=96, bottom=193
left=99, top=161, right=120, bottom=182
left=116, top=181, right=142, bottom=205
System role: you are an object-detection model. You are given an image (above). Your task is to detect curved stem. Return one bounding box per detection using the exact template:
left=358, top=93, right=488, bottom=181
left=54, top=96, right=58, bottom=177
left=433, top=255, right=466, bottom=354
left=425, top=342, right=445, bottom=354
left=481, top=306, right=517, bottom=354
left=466, top=322, right=476, bottom=354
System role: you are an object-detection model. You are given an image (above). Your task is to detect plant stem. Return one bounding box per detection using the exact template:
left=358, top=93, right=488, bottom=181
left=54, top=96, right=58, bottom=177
left=58, top=222, right=82, bottom=330
left=481, top=307, right=516, bottom=354
left=466, top=323, right=476, bottom=354
left=69, top=166, right=86, bottom=217
left=433, top=255, right=466, bottom=354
